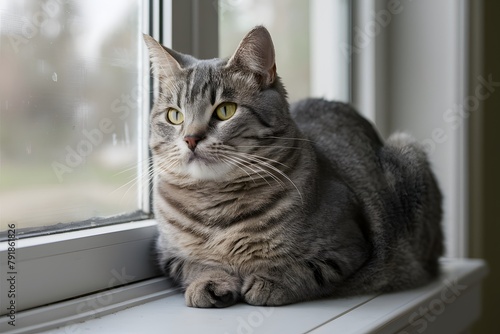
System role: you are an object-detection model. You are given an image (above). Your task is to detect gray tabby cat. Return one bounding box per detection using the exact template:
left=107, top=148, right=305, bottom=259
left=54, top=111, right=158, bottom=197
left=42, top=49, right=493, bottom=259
left=143, top=26, right=443, bottom=308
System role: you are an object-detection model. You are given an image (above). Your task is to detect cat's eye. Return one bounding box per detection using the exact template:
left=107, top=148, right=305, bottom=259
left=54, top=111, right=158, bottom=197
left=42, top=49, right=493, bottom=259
left=215, top=102, right=237, bottom=121
left=166, top=108, right=184, bottom=125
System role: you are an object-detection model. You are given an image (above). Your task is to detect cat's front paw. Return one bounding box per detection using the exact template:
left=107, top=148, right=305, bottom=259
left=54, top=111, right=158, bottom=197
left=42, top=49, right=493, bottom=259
left=242, top=275, right=289, bottom=306
left=185, top=276, right=240, bottom=308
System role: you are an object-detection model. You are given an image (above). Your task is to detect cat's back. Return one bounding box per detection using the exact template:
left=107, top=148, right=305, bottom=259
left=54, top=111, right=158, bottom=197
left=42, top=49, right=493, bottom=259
left=290, top=98, right=382, bottom=166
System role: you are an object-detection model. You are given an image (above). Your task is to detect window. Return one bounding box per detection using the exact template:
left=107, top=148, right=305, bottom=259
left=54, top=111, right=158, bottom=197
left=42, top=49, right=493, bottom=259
left=219, top=0, right=351, bottom=103
left=0, top=0, right=156, bottom=315
left=0, top=0, right=150, bottom=237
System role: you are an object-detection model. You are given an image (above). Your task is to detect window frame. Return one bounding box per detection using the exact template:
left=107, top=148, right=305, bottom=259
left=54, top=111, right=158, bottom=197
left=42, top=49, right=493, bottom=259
left=1, top=0, right=472, bottom=323
left=310, top=0, right=351, bottom=103
left=0, top=0, right=219, bottom=316
left=0, top=0, right=152, bottom=242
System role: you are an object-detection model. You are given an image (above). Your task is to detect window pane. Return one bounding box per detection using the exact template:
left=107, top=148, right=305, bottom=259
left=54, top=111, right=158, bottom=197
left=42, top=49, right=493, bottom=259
left=0, top=0, right=147, bottom=235
left=218, top=0, right=311, bottom=102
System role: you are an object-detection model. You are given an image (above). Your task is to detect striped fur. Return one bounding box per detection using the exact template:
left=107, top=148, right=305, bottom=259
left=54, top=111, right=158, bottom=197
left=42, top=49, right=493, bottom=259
left=144, top=27, right=443, bottom=307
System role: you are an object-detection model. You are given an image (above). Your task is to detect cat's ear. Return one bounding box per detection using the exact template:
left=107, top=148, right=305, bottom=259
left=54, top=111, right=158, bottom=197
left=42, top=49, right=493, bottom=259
left=143, top=34, right=194, bottom=77
left=227, top=26, right=277, bottom=86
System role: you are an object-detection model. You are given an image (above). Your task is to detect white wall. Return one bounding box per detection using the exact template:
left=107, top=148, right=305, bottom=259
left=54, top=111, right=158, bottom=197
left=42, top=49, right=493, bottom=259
left=385, top=0, right=467, bottom=257
left=352, top=0, right=468, bottom=257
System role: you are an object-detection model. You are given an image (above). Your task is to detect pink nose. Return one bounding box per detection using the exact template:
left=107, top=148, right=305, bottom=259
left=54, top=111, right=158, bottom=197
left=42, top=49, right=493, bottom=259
left=184, top=135, right=203, bottom=151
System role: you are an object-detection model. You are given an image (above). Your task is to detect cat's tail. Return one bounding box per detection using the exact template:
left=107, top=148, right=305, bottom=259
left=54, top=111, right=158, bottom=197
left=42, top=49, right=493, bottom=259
left=334, top=132, right=444, bottom=297
left=378, top=132, right=444, bottom=288
left=384, top=132, right=427, bottom=162
left=384, top=131, right=444, bottom=261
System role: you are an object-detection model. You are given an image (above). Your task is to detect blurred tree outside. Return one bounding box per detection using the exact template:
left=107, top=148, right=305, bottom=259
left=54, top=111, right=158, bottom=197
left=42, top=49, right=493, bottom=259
left=0, top=0, right=143, bottom=231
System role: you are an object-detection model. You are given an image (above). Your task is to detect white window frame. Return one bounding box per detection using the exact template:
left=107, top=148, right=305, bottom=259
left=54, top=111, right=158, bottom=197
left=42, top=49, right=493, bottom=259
left=0, top=0, right=219, bottom=316
left=310, top=0, right=351, bottom=103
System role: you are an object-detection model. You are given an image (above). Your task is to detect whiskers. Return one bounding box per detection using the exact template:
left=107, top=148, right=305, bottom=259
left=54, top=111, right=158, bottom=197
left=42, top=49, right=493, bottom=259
left=109, top=139, right=306, bottom=206
left=217, top=145, right=304, bottom=204
left=108, top=151, right=180, bottom=203
left=261, top=135, right=314, bottom=143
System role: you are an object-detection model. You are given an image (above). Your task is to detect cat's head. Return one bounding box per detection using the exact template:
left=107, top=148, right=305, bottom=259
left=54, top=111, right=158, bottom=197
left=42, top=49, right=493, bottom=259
left=144, top=26, right=295, bottom=182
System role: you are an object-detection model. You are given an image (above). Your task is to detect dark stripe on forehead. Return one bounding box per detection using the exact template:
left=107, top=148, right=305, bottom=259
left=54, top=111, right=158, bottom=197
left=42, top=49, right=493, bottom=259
left=187, top=66, right=215, bottom=105
left=201, top=80, right=210, bottom=102
left=176, top=83, right=183, bottom=108
left=185, top=68, right=195, bottom=104
left=210, top=84, right=217, bottom=106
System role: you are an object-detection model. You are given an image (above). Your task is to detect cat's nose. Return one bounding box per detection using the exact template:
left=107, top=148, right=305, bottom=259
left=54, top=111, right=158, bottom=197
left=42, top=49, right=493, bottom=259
left=184, top=135, right=203, bottom=151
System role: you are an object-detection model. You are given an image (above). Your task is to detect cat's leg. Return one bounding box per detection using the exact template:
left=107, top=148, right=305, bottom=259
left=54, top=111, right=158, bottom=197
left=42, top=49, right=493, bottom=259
left=241, top=261, right=341, bottom=306
left=156, top=235, right=242, bottom=308
left=168, top=258, right=242, bottom=308
left=184, top=268, right=241, bottom=308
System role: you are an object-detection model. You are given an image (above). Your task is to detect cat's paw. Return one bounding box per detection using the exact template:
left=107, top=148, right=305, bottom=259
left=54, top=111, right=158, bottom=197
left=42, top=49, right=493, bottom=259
left=242, top=275, right=289, bottom=306
left=185, top=276, right=240, bottom=308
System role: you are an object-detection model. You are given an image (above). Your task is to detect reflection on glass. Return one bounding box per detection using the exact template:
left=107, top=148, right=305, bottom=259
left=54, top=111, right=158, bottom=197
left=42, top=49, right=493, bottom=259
left=0, top=0, right=145, bottom=233
left=218, top=0, right=310, bottom=102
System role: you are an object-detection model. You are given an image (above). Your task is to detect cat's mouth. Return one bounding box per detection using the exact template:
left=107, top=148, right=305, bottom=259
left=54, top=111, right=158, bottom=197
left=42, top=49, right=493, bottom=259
left=183, top=151, right=232, bottom=181
left=187, top=151, right=213, bottom=164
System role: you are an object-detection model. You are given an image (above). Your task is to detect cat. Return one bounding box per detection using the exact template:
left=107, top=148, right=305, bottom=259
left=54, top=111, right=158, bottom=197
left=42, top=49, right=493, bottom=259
left=143, top=26, right=443, bottom=308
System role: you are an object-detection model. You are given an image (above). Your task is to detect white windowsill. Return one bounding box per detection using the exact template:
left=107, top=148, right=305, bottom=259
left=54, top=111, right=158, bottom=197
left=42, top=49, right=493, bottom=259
left=1, top=258, right=486, bottom=334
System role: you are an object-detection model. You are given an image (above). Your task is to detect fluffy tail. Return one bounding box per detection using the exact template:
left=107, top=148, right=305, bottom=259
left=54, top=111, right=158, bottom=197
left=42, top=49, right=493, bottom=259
left=382, top=132, right=444, bottom=275
left=334, top=132, right=443, bottom=297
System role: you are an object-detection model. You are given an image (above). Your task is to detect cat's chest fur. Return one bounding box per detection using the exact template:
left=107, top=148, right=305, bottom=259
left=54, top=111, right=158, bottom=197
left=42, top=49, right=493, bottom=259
left=154, top=177, right=296, bottom=271
left=160, top=220, right=284, bottom=269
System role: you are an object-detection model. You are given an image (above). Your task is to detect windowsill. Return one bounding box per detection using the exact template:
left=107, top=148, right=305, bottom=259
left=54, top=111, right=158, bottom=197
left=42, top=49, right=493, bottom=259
left=1, top=258, right=485, bottom=334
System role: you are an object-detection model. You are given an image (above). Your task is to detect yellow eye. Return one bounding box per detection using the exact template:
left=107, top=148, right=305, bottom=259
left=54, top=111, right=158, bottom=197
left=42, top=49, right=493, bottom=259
left=215, top=103, right=237, bottom=121
left=166, top=108, right=184, bottom=125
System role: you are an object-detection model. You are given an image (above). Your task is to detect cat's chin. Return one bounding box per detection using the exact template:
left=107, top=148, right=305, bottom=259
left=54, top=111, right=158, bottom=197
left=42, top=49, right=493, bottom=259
left=184, top=160, right=233, bottom=181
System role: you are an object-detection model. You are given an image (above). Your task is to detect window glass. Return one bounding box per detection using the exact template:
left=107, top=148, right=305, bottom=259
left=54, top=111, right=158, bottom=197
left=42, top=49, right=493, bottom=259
left=0, top=0, right=147, bottom=235
left=218, top=0, right=311, bottom=102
